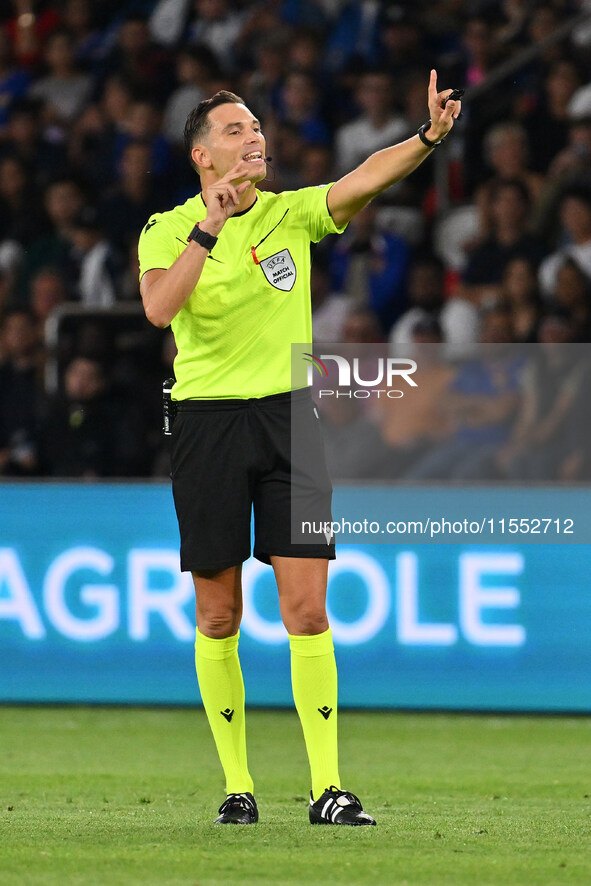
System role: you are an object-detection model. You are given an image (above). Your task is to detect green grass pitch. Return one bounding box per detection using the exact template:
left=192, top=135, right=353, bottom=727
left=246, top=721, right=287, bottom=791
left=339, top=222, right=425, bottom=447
left=1, top=707, right=590, bottom=885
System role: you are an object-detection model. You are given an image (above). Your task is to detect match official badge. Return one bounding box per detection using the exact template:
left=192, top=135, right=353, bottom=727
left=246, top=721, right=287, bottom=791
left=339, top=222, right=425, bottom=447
left=260, top=248, right=296, bottom=292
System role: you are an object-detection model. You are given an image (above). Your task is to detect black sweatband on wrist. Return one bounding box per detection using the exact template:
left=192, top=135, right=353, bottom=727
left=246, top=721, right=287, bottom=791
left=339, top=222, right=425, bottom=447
left=417, top=121, right=445, bottom=148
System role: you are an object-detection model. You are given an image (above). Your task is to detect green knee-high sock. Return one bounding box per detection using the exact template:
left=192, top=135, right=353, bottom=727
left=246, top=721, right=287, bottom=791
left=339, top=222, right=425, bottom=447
left=289, top=628, right=340, bottom=801
left=194, top=628, right=253, bottom=795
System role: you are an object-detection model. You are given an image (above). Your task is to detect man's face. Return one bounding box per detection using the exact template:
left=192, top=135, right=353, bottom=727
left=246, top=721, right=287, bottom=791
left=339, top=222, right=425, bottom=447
left=492, top=186, right=527, bottom=229
left=2, top=313, right=37, bottom=359
left=196, top=103, right=267, bottom=183
left=480, top=311, right=513, bottom=343
left=357, top=74, right=391, bottom=116
left=65, top=358, right=104, bottom=402
left=45, top=182, right=83, bottom=227
left=410, top=265, right=443, bottom=310
left=560, top=197, right=591, bottom=240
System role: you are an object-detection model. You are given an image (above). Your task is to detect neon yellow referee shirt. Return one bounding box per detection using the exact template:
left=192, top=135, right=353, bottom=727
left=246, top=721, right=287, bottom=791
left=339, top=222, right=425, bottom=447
left=138, top=185, right=346, bottom=400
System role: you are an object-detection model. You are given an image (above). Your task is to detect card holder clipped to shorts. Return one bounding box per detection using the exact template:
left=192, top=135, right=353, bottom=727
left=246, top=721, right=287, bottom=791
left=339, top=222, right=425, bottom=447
left=162, top=377, right=177, bottom=436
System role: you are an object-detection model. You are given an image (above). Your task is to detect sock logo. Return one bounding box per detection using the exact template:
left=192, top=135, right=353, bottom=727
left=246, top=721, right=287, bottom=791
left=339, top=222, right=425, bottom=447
left=318, top=706, right=333, bottom=720
left=220, top=708, right=234, bottom=723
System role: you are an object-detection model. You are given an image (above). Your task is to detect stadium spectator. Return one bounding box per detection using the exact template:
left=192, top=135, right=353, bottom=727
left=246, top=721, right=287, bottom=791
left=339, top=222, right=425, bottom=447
left=500, top=257, right=542, bottom=343
left=149, top=0, right=192, bottom=48
left=287, top=28, right=324, bottom=78
left=61, top=0, right=106, bottom=70
left=266, top=120, right=306, bottom=192
left=380, top=6, right=431, bottom=80
left=300, top=143, right=333, bottom=188
left=341, top=303, right=384, bottom=344
left=0, top=96, right=66, bottom=184
left=546, top=118, right=591, bottom=188
left=525, top=3, right=565, bottom=72
left=67, top=74, right=134, bottom=190
left=4, top=1, right=60, bottom=70
left=558, top=359, right=591, bottom=481
left=375, top=320, right=456, bottom=478
left=98, top=12, right=174, bottom=101
left=20, top=176, right=84, bottom=293
left=404, top=307, right=523, bottom=481
left=273, top=69, right=331, bottom=147
left=324, top=0, right=382, bottom=74
left=38, top=355, right=146, bottom=477
left=0, top=25, right=30, bottom=128
left=311, top=253, right=350, bottom=344
left=481, top=122, right=545, bottom=204
left=66, top=205, right=120, bottom=307
left=186, top=0, right=246, bottom=75
left=334, top=70, right=408, bottom=176
left=538, top=186, right=591, bottom=297
left=390, top=255, right=479, bottom=346
left=522, top=59, right=583, bottom=175
left=239, top=34, right=286, bottom=122
left=463, top=179, right=547, bottom=303
left=453, top=14, right=501, bottom=92
left=495, top=0, right=530, bottom=48
left=163, top=44, right=218, bottom=146
left=319, top=388, right=391, bottom=481
left=115, top=98, right=174, bottom=183
left=328, top=202, right=410, bottom=333
left=97, top=73, right=133, bottom=135
left=28, top=29, right=92, bottom=125
left=99, top=141, right=167, bottom=247
left=497, top=312, right=588, bottom=480
left=117, top=236, right=142, bottom=302
left=0, top=307, right=43, bottom=475
left=550, top=257, right=591, bottom=340
left=452, top=16, right=515, bottom=191
left=0, top=153, right=45, bottom=245
left=0, top=266, right=13, bottom=318
left=28, top=266, right=67, bottom=329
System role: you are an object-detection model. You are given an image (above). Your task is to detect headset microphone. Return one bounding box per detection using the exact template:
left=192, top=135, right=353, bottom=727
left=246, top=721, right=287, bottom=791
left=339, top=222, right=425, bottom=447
left=265, top=155, right=273, bottom=162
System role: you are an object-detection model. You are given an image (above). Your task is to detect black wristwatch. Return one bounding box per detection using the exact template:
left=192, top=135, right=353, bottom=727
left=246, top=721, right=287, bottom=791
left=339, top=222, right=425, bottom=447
left=187, top=223, right=218, bottom=251
left=417, top=120, right=446, bottom=148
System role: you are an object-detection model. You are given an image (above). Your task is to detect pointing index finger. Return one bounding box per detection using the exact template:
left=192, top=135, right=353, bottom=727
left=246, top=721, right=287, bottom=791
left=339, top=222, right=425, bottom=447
left=428, top=69, right=438, bottom=104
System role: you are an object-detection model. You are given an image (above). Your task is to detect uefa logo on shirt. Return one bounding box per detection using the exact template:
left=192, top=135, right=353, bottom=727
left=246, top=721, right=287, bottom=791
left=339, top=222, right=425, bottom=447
left=260, top=249, right=297, bottom=291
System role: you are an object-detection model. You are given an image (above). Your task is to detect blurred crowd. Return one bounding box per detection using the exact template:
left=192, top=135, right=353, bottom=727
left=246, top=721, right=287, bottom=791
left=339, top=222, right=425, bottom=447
left=0, top=0, right=591, bottom=479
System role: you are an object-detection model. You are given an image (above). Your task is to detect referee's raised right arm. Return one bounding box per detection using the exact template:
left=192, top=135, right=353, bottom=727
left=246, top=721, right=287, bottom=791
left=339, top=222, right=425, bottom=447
left=141, top=162, right=252, bottom=328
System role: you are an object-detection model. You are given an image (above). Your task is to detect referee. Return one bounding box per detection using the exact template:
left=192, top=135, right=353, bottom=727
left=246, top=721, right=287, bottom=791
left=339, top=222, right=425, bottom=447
left=139, top=73, right=460, bottom=826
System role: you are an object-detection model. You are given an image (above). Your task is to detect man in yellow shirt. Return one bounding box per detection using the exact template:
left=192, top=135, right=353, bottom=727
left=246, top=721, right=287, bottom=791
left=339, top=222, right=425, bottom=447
left=139, top=76, right=460, bottom=825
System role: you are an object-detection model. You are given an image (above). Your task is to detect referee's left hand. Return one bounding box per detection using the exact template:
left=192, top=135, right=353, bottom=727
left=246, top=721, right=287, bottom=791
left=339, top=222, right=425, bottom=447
left=201, top=161, right=253, bottom=236
left=427, top=70, right=462, bottom=143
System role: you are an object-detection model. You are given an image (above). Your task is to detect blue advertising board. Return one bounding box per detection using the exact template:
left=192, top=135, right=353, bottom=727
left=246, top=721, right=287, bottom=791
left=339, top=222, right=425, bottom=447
left=1, top=483, right=590, bottom=711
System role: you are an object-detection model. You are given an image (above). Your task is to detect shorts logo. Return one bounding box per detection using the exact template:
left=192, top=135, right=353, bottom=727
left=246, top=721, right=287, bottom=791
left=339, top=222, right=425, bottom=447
left=260, top=248, right=296, bottom=292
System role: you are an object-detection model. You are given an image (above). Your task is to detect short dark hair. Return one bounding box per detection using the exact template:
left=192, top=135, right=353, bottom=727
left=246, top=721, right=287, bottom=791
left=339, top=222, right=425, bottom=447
left=184, top=90, right=245, bottom=172
left=559, top=183, right=591, bottom=211
left=1, top=307, right=35, bottom=329
left=493, top=177, right=531, bottom=205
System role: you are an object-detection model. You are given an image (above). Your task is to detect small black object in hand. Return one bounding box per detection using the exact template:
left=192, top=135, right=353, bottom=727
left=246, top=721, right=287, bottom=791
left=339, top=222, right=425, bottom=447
left=445, top=88, right=465, bottom=105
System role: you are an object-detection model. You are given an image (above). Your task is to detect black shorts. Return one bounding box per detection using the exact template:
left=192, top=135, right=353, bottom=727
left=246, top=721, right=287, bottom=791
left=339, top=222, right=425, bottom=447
left=170, top=388, right=335, bottom=572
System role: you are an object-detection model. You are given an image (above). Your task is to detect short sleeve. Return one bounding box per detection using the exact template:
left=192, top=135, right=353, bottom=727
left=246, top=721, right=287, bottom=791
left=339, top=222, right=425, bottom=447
left=138, top=213, right=178, bottom=280
left=287, top=184, right=348, bottom=244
